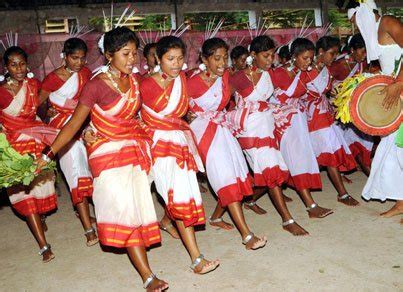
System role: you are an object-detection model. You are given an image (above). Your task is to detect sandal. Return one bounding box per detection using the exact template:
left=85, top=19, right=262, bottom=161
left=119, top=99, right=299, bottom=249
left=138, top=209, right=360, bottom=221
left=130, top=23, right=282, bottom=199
left=84, top=227, right=99, bottom=247
left=337, top=194, right=360, bottom=206
left=190, top=254, right=220, bottom=275
left=159, top=221, right=180, bottom=239
left=306, top=203, right=333, bottom=218
left=244, top=201, right=267, bottom=215
left=143, top=273, right=168, bottom=291
left=39, top=244, right=55, bottom=263
left=242, top=232, right=267, bottom=250
left=208, top=217, right=234, bottom=230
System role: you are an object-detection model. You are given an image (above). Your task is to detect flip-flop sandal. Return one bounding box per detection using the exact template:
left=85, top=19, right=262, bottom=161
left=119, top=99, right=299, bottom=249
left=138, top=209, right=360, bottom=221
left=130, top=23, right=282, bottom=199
left=208, top=217, right=234, bottom=230
left=190, top=254, right=220, bottom=275
left=84, top=227, right=99, bottom=247
left=306, top=203, right=334, bottom=218
left=242, top=232, right=267, bottom=250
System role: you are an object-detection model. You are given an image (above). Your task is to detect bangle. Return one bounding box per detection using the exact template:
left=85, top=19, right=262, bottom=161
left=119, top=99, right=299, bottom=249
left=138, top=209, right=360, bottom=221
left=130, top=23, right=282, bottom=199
left=42, top=146, right=55, bottom=161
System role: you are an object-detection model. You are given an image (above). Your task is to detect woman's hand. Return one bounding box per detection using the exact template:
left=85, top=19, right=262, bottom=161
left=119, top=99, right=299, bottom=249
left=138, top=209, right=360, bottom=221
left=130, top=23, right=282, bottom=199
left=47, top=107, right=58, bottom=119
left=82, top=128, right=98, bottom=145
left=186, top=111, right=197, bottom=123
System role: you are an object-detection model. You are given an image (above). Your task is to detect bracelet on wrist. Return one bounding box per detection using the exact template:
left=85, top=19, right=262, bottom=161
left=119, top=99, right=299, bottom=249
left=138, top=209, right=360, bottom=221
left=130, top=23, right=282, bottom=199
left=42, top=146, right=55, bottom=161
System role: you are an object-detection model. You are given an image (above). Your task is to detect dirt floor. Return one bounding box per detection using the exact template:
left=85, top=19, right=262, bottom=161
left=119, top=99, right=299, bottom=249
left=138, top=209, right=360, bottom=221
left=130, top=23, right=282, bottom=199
left=0, top=171, right=402, bottom=292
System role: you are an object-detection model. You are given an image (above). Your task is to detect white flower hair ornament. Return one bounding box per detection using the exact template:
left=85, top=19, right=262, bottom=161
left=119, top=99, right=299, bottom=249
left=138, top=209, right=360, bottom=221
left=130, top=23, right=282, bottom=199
left=246, top=55, right=254, bottom=66
left=98, top=34, right=105, bottom=54
left=198, top=63, right=207, bottom=71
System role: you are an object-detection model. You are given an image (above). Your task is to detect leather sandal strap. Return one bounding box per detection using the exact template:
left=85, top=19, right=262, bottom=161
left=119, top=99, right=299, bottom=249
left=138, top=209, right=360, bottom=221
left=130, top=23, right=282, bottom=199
left=282, top=219, right=295, bottom=227
left=38, top=244, right=51, bottom=256
left=190, top=254, right=204, bottom=270
left=143, top=273, right=156, bottom=289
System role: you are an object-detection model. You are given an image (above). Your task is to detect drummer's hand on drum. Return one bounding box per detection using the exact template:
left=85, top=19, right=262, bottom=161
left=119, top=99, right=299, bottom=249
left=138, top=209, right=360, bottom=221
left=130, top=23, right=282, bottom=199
left=381, top=81, right=402, bottom=111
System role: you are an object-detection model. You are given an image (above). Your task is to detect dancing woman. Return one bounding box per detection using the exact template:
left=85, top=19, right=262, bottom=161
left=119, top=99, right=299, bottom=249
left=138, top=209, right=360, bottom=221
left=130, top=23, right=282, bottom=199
left=329, top=33, right=373, bottom=176
left=140, top=36, right=220, bottom=274
left=229, top=36, right=309, bottom=235
left=290, top=37, right=359, bottom=206
left=39, top=38, right=97, bottom=246
left=187, top=37, right=267, bottom=249
left=0, top=46, right=58, bottom=262
left=37, top=27, right=168, bottom=291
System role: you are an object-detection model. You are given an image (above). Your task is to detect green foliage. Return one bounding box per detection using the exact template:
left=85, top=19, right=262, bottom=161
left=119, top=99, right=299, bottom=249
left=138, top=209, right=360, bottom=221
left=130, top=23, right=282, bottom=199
left=263, top=9, right=315, bottom=28
left=386, top=8, right=403, bottom=20
left=0, top=133, right=56, bottom=188
left=328, top=9, right=351, bottom=28
left=184, top=11, right=249, bottom=31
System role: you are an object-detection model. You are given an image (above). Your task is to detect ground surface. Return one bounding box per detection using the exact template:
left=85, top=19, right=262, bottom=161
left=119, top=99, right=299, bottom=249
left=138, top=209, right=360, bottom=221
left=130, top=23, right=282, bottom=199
left=1, top=171, right=402, bottom=291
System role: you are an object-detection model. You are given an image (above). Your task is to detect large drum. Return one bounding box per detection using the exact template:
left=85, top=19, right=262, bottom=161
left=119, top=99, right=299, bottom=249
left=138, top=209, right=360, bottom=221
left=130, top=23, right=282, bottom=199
left=349, top=75, right=402, bottom=136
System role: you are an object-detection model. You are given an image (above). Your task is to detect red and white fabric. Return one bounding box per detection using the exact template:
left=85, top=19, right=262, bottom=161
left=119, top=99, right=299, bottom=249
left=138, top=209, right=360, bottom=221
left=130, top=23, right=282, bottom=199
left=0, top=78, right=58, bottom=216
left=140, top=72, right=206, bottom=227
left=230, top=70, right=290, bottom=188
left=80, top=75, right=160, bottom=248
left=329, top=57, right=373, bottom=168
left=188, top=71, right=253, bottom=207
left=271, top=67, right=323, bottom=190
left=303, top=67, right=356, bottom=172
left=43, top=68, right=93, bottom=205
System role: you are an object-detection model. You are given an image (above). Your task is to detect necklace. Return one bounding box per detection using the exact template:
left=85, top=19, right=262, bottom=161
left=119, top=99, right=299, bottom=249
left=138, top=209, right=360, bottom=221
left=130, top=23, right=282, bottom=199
left=105, top=68, right=126, bottom=95
left=204, top=70, right=218, bottom=84
left=247, top=66, right=264, bottom=89
left=159, top=71, right=174, bottom=82
left=105, top=67, right=139, bottom=103
left=65, top=66, right=75, bottom=74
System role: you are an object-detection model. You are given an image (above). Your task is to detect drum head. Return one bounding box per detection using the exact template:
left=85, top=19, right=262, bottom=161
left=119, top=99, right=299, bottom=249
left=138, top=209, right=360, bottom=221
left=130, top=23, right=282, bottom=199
left=350, top=75, right=402, bottom=136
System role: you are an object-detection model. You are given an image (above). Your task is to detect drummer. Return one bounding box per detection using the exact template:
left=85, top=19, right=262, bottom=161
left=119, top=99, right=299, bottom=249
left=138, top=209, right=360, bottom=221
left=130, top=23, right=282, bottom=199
left=348, top=0, right=403, bottom=218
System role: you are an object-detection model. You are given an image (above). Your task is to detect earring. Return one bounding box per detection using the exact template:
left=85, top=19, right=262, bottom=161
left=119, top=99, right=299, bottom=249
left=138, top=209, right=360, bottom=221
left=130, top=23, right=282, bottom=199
left=27, top=68, right=34, bottom=79
left=154, top=64, right=161, bottom=73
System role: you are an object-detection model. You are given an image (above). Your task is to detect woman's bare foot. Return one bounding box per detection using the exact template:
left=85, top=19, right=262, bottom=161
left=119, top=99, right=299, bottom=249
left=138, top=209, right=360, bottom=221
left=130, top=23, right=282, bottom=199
left=159, top=220, right=180, bottom=239
left=338, top=194, right=360, bottom=206
left=41, top=215, right=48, bottom=232
left=209, top=217, right=234, bottom=230
left=244, top=202, right=267, bottom=215
left=282, top=219, right=309, bottom=236
left=283, top=194, right=293, bottom=202
left=342, top=175, right=353, bottom=184
left=307, top=204, right=333, bottom=218
left=244, top=234, right=267, bottom=250
left=192, top=258, right=220, bottom=275
left=145, top=277, right=169, bottom=292
left=85, top=229, right=99, bottom=247
left=380, top=201, right=403, bottom=218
